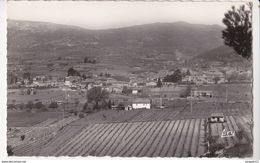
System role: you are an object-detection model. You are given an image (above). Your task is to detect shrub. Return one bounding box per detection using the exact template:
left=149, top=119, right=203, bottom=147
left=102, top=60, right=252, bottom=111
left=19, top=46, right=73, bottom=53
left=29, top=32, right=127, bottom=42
left=20, top=135, right=25, bottom=141
left=17, top=103, right=25, bottom=110
left=7, top=145, right=13, bottom=156
left=34, top=101, right=45, bottom=109
left=25, top=101, right=34, bottom=110
left=79, top=113, right=85, bottom=118
left=7, top=104, right=16, bottom=110
left=49, top=102, right=58, bottom=109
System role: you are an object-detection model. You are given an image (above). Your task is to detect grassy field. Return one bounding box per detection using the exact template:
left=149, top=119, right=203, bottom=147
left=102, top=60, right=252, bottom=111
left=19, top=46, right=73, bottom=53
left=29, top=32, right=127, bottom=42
left=7, top=111, right=63, bottom=127
left=196, top=83, right=252, bottom=102
left=7, top=88, right=86, bottom=105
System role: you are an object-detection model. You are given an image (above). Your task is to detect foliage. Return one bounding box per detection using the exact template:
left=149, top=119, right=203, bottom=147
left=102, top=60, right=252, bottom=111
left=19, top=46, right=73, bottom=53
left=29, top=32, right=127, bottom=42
left=26, top=101, right=34, bottom=110
left=163, top=69, right=182, bottom=83
left=156, top=78, right=163, bottom=87
left=34, top=101, right=45, bottom=109
left=108, top=100, right=112, bottom=110
left=122, top=86, right=132, bottom=95
left=49, top=102, right=58, bottom=109
left=87, top=87, right=109, bottom=110
left=74, top=98, right=80, bottom=106
left=213, top=76, right=220, bottom=84
left=222, top=3, right=252, bottom=59
left=84, top=57, right=97, bottom=64
left=7, top=72, right=18, bottom=84
left=20, top=135, right=25, bottom=141
left=17, top=103, right=25, bottom=110
left=7, top=145, right=13, bottom=156
left=223, top=142, right=253, bottom=158
left=180, top=84, right=191, bottom=98
left=186, top=70, right=191, bottom=76
left=67, top=67, right=81, bottom=76
left=117, top=103, right=125, bottom=110
left=79, top=112, right=85, bottom=118
left=82, top=74, right=87, bottom=80
left=7, top=104, right=16, bottom=110
left=23, top=72, right=31, bottom=80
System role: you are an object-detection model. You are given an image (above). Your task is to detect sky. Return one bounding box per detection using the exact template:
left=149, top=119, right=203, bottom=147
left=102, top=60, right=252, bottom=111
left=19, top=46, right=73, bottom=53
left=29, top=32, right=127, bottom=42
left=7, top=1, right=247, bottom=30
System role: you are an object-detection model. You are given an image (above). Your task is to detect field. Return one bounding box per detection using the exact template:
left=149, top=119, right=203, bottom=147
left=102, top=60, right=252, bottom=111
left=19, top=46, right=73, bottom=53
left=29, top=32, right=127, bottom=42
left=196, top=83, right=252, bottom=102
left=7, top=114, right=79, bottom=156
left=37, top=119, right=207, bottom=157
left=7, top=82, right=253, bottom=157
left=7, top=100, right=252, bottom=157
left=7, top=111, right=63, bottom=127
left=7, top=88, right=86, bottom=105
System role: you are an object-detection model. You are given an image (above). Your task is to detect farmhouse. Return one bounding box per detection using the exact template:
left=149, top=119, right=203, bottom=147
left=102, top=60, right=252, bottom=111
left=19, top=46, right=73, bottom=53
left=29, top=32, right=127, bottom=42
left=146, top=81, right=157, bottom=87
left=191, top=90, right=213, bottom=98
left=132, top=98, right=151, bottom=109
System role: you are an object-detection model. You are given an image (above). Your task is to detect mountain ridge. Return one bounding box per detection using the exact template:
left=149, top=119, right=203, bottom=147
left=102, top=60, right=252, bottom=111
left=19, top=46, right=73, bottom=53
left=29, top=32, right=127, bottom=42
left=7, top=19, right=245, bottom=76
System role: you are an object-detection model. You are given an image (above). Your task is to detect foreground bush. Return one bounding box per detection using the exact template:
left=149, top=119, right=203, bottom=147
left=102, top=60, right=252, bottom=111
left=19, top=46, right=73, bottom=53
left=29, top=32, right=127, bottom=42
left=7, top=145, right=13, bottom=156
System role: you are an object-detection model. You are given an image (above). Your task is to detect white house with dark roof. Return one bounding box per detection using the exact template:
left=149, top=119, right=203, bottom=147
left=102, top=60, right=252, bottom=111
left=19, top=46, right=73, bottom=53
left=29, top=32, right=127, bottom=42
left=132, top=98, right=151, bottom=109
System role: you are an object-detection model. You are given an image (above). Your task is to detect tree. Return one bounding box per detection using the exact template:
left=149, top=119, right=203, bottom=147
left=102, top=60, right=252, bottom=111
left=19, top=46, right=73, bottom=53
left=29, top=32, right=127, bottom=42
left=222, top=3, right=252, bottom=59
left=186, top=70, right=191, bottom=76
left=67, top=67, right=80, bottom=76
left=49, top=101, right=58, bottom=109
left=34, top=101, right=45, bottom=109
left=108, top=100, right=112, bottom=110
left=122, top=86, right=132, bottom=95
left=20, top=135, right=25, bottom=141
left=17, top=103, right=25, bottom=110
left=87, top=87, right=109, bottom=110
left=82, top=74, right=87, bottom=80
left=156, top=78, right=163, bottom=87
left=23, top=72, right=31, bottom=80
left=26, top=101, right=34, bottom=110
left=163, top=69, right=182, bottom=83
left=213, top=76, right=220, bottom=84
left=7, top=145, right=14, bottom=156
left=180, top=84, right=191, bottom=98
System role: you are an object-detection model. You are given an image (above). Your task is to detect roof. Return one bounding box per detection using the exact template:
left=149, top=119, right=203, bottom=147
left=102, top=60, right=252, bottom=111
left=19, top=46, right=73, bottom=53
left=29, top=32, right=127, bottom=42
left=132, top=98, right=150, bottom=104
left=210, top=113, right=224, bottom=117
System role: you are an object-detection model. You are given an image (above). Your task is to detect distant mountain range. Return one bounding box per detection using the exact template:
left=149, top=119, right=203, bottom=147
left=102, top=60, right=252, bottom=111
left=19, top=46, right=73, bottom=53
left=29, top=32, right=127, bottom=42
left=7, top=19, right=247, bottom=76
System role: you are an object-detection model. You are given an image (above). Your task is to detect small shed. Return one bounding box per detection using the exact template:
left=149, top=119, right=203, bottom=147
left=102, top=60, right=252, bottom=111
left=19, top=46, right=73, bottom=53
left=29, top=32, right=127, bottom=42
left=208, top=113, right=225, bottom=123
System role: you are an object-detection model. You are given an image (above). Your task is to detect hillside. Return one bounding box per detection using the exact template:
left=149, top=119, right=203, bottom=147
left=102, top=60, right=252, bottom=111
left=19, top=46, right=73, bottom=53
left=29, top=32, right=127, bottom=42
left=7, top=19, right=229, bottom=76
left=189, top=45, right=250, bottom=68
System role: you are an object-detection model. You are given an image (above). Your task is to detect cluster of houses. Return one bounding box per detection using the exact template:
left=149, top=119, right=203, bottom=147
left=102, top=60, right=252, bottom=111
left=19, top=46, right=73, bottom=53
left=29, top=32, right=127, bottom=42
left=112, top=98, right=151, bottom=111
left=181, top=70, right=226, bottom=85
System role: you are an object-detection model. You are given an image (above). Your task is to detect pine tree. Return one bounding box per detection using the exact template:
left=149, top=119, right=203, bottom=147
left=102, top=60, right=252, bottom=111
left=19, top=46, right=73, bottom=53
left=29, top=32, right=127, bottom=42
left=222, top=3, right=252, bottom=59
left=157, top=78, right=163, bottom=87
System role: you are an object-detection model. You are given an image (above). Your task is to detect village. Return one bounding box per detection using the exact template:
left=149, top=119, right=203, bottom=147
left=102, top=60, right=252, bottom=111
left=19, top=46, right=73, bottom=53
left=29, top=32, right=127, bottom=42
left=7, top=63, right=252, bottom=112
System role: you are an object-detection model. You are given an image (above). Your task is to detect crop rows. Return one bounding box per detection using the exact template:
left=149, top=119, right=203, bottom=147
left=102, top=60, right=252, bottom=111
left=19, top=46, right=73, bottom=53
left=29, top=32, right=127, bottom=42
left=209, top=116, right=252, bottom=148
left=48, top=119, right=206, bottom=157
left=11, top=116, right=79, bottom=156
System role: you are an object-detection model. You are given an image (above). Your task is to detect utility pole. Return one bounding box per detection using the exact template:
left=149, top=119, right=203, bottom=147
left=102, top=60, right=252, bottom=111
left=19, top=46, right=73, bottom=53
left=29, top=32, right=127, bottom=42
left=190, top=97, right=193, bottom=113
left=225, top=84, right=228, bottom=103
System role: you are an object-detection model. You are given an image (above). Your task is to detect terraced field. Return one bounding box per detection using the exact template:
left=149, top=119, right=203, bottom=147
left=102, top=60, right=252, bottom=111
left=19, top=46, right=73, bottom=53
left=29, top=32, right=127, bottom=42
left=9, top=116, right=79, bottom=156
left=9, top=101, right=252, bottom=157
left=41, top=119, right=207, bottom=157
